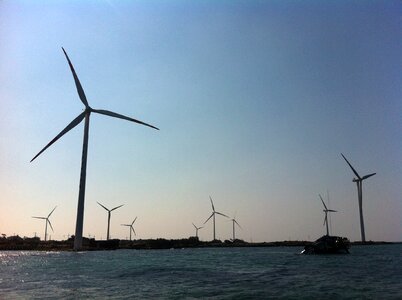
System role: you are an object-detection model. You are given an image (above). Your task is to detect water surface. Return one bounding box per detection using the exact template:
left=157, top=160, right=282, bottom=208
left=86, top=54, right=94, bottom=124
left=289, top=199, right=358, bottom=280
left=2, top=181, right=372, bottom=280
left=1, top=245, right=401, bottom=299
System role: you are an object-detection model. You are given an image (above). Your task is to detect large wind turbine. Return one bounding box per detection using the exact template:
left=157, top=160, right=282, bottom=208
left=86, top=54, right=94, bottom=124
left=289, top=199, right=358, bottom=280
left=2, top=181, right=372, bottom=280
left=204, top=196, right=229, bottom=241
left=192, top=223, right=203, bottom=238
left=121, top=217, right=137, bottom=241
left=32, top=206, right=57, bottom=241
left=230, top=216, right=242, bottom=241
left=30, top=48, right=159, bottom=250
left=341, top=153, right=376, bottom=242
left=97, top=202, right=124, bottom=240
left=319, top=194, right=336, bottom=236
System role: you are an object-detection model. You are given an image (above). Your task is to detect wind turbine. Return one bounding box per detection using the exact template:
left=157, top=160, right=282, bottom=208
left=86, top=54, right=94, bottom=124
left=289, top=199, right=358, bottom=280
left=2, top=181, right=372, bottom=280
left=230, top=216, right=242, bottom=241
left=32, top=206, right=57, bottom=241
left=319, top=194, right=336, bottom=236
left=204, top=196, right=229, bottom=241
left=192, top=223, right=203, bottom=238
left=341, top=153, right=376, bottom=242
left=121, top=217, right=137, bottom=241
left=30, top=48, right=159, bottom=250
left=97, top=202, right=124, bottom=240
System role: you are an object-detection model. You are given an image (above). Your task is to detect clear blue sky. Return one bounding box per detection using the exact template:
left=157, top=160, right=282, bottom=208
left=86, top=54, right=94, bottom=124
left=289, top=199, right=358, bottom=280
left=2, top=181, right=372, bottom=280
left=1, top=0, right=401, bottom=242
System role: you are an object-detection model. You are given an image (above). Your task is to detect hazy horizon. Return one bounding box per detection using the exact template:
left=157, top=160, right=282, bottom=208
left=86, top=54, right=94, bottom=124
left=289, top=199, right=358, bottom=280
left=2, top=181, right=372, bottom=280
left=1, top=1, right=401, bottom=242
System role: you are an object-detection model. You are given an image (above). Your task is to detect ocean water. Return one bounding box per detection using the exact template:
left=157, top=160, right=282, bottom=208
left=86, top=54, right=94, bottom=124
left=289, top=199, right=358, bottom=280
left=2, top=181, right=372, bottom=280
left=0, top=245, right=401, bottom=299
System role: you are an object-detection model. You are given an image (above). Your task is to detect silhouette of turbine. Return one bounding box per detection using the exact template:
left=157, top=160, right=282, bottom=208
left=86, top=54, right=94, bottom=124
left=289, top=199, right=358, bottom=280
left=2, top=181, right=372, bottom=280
left=97, top=202, right=124, bottom=240
left=230, top=215, right=242, bottom=241
left=204, top=196, right=229, bottom=241
left=121, top=217, right=137, bottom=241
left=32, top=206, right=57, bottom=241
left=341, top=153, right=376, bottom=242
left=30, top=48, right=159, bottom=250
left=192, top=223, right=203, bottom=238
left=319, top=194, right=336, bottom=236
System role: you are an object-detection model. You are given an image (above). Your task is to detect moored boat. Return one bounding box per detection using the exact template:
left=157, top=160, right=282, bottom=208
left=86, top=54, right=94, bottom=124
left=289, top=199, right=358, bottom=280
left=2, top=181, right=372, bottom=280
left=301, top=235, right=350, bottom=254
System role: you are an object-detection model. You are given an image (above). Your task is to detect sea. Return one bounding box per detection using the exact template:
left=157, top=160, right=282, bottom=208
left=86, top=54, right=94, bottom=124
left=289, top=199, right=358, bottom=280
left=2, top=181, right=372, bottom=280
left=1, top=245, right=401, bottom=299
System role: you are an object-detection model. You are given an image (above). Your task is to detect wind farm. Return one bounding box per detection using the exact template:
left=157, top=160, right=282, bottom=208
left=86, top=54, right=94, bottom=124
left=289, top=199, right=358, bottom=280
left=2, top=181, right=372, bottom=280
left=1, top=2, right=401, bottom=299
left=0, top=2, right=400, bottom=250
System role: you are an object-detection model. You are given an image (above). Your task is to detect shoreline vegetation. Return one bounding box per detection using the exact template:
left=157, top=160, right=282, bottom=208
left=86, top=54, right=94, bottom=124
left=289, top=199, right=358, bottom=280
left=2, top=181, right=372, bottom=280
left=0, top=235, right=398, bottom=251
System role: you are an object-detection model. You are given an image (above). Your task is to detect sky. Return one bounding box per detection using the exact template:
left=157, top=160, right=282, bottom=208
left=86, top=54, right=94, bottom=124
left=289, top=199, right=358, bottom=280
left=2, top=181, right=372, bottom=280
left=0, top=0, right=401, bottom=242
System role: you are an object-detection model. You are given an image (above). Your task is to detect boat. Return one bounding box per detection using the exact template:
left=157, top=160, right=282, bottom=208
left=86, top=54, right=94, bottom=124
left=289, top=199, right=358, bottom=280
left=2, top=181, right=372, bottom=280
left=301, top=235, right=350, bottom=254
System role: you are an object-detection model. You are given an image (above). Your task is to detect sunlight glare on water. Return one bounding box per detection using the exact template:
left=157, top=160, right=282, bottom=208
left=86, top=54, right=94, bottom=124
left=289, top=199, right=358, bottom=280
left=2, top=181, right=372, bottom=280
left=0, top=245, right=401, bottom=299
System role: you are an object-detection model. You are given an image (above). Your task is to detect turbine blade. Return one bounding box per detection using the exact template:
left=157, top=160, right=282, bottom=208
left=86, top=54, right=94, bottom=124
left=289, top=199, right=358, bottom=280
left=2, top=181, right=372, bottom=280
left=132, top=217, right=137, bottom=225
left=110, top=204, right=124, bottom=212
left=341, top=153, right=361, bottom=179
left=121, top=224, right=130, bottom=227
left=362, top=173, right=376, bottom=180
left=328, top=209, right=337, bottom=212
left=234, top=220, right=242, bottom=229
left=192, top=223, right=197, bottom=229
left=319, top=194, right=327, bottom=210
left=61, top=47, right=89, bottom=108
left=92, top=109, right=159, bottom=130
left=204, top=213, right=214, bottom=224
left=323, top=214, right=327, bottom=226
left=48, top=206, right=57, bottom=218
left=216, top=211, right=229, bottom=218
left=97, top=202, right=109, bottom=211
left=32, top=216, right=46, bottom=219
left=31, top=112, right=86, bottom=162
left=48, top=219, right=54, bottom=232
left=209, top=196, right=215, bottom=212
left=132, top=227, right=136, bottom=236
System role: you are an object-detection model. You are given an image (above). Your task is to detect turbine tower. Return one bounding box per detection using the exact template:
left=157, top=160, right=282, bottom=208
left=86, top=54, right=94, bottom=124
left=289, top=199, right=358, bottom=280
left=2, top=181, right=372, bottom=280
left=97, top=202, right=124, bottom=240
left=341, top=153, right=376, bottom=242
left=204, top=196, right=229, bottom=241
left=30, top=48, right=159, bottom=250
left=230, top=216, right=242, bottom=241
left=192, top=223, right=203, bottom=238
left=121, top=217, right=137, bottom=241
left=319, top=194, right=336, bottom=236
left=32, top=206, right=57, bottom=241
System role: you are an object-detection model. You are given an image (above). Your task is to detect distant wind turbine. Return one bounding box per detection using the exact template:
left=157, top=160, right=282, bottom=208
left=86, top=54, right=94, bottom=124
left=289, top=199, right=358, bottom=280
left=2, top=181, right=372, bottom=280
left=97, top=202, right=124, bottom=240
left=204, top=196, right=229, bottom=241
left=121, top=217, right=137, bottom=241
left=192, top=223, right=203, bottom=238
left=230, top=216, right=242, bottom=241
left=319, top=194, right=336, bottom=236
left=32, top=206, right=57, bottom=241
left=341, top=153, right=376, bottom=242
left=30, top=48, right=159, bottom=251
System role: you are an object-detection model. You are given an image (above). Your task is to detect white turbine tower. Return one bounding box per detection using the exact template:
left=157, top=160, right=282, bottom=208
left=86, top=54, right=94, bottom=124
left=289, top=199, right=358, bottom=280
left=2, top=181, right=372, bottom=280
left=319, top=194, right=336, bottom=236
left=341, top=153, right=376, bottom=242
left=121, top=217, right=137, bottom=241
left=32, top=206, right=57, bottom=241
left=97, top=202, right=124, bottom=240
left=192, top=223, right=203, bottom=238
left=204, top=196, right=229, bottom=241
left=30, top=48, right=159, bottom=250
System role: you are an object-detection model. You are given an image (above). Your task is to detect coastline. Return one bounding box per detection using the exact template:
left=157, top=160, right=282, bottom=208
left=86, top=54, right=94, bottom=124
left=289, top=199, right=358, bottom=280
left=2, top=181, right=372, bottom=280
left=0, top=236, right=398, bottom=251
